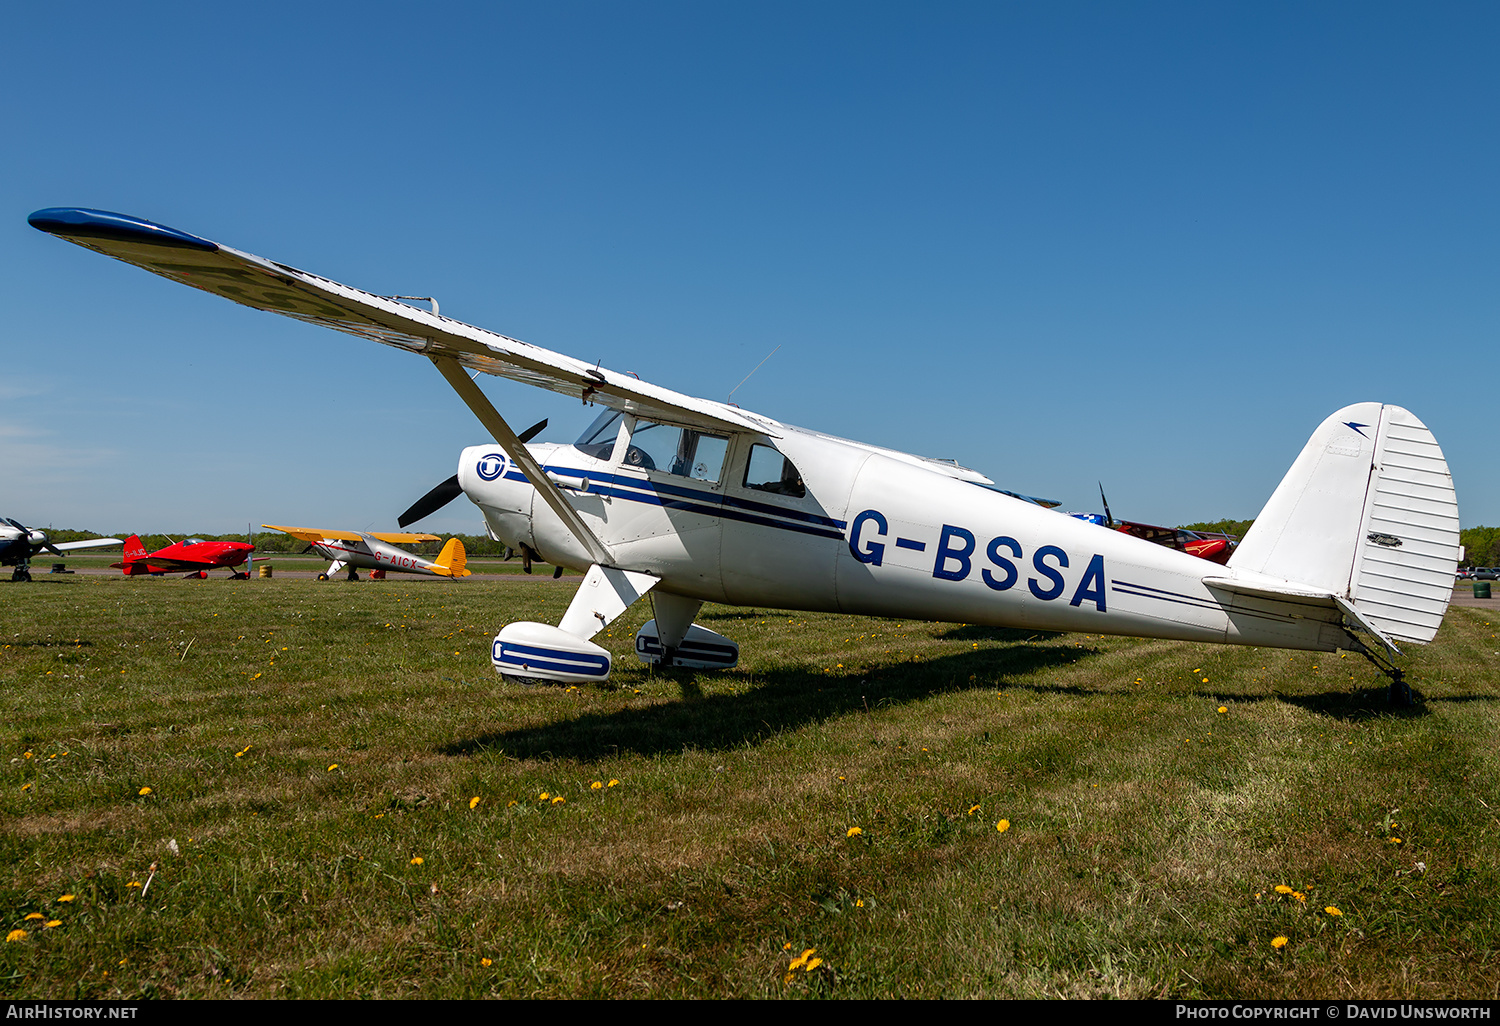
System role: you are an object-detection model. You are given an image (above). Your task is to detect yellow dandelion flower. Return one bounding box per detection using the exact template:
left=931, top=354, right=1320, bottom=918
left=127, top=882, right=141, bottom=889
left=469, top=796, right=481, bottom=809
left=968, top=804, right=981, bottom=815
left=44, top=920, right=61, bottom=929
left=481, top=957, right=492, bottom=967
left=551, top=796, right=565, bottom=804
left=539, top=792, right=550, bottom=801
left=1389, top=837, right=1402, bottom=844
left=783, top=942, right=792, bottom=951
left=1272, top=936, right=1288, bottom=949
left=1292, top=891, right=1307, bottom=903
left=1325, top=906, right=1343, bottom=916
left=24, top=752, right=33, bottom=759
left=608, top=779, right=619, bottom=787
left=996, top=819, right=1010, bottom=833
left=1217, top=706, right=1227, bottom=714
left=410, top=857, right=424, bottom=865
left=846, top=826, right=863, bottom=837
left=327, top=764, right=338, bottom=772
left=591, top=781, right=603, bottom=790
left=788, top=948, right=815, bottom=970
left=6, top=930, right=26, bottom=943
left=57, top=895, right=74, bottom=903
left=856, top=899, right=864, bottom=907
left=806, top=957, right=823, bottom=971
left=24, top=913, right=42, bottom=921
left=138, top=787, right=152, bottom=796
left=1274, top=885, right=1294, bottom=895
left=20, top=783, right=31, bottom=792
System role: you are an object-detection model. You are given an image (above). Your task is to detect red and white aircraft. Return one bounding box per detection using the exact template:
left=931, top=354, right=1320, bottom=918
left=115, top=534, right=256, bottom=579
left=32, top=208, right=1462, bottom=701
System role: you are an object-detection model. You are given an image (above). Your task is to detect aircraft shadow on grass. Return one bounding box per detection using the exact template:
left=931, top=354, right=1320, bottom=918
left=439, top=641, right=1102, bottom=762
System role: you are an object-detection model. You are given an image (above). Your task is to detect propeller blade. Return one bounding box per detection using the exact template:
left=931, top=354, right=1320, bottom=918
left=1098, top=482, right=1115, bottom=529
left=7, top=518, right=63, bottom=557
left=398, top=474, right=463, bottom=528
left=396, top=420, right=541, bottom=527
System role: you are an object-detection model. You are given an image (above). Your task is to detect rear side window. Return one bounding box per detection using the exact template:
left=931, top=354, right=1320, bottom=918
left=743, top=444, right=805, bottom=497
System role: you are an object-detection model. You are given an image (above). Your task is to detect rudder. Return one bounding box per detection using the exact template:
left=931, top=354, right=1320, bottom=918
left=1229, top=404, right=1459, bottom=644
left=433, top=537, right=469, bottom=577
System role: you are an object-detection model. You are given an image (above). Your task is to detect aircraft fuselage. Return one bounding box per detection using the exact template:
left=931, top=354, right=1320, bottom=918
left=459, top=422, right=1350, bottom=656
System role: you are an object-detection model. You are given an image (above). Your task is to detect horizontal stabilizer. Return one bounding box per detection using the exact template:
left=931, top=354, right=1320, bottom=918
left=1203, top=575, right=1401, bottom=655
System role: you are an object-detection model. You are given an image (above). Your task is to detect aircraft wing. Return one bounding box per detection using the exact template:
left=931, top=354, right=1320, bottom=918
left=262, top=525, right=438, bottom=545
left=54, top=538, right=123, bottom=552
left=29, top=209, right=780, bottom=440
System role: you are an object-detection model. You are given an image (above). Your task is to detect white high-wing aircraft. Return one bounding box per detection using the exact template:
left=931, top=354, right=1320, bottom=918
left=261, top=525, right=470, bottom=581
left=30, top=208, right=1461, bottom=699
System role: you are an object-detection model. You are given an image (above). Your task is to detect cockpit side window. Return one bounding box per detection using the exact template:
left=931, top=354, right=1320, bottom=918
left=742, top=444, right=805, bottom=498
left=624, top=420, right=728, bottom=483
left=573, top=409, right=624, bottom=461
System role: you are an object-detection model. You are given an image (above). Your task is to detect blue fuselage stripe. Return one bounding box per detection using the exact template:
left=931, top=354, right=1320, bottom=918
left=499, top=464, right=848, bottom=541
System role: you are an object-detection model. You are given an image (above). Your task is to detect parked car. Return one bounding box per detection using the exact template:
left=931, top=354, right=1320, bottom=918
left=1473, top=568, right=1499, bottom=581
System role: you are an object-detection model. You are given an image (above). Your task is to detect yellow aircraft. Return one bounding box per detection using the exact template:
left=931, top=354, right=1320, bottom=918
left=264, top=525, right=469, bottom=581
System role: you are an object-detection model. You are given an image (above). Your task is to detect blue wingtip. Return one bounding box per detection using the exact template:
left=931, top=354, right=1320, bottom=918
left=28, top=207, right=217, bottom=252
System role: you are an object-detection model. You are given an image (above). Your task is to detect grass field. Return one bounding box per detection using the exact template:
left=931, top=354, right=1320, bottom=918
left=3, top=575, right=1498, bottom=999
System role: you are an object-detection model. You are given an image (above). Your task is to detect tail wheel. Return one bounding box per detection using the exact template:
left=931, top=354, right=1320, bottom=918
left=317, top=573, right=329, bottom=581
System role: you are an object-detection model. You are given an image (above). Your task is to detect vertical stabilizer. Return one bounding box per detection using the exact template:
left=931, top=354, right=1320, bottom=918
left=1229, top=404, right=1459, bottom=644
left=433, top=537, right=469, bottom=577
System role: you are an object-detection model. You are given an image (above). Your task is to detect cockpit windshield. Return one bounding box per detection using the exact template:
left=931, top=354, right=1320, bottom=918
left=574, top=409, right=624, bottom=460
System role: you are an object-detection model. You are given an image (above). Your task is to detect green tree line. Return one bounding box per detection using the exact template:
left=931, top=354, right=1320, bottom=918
left=32, top=523, right=1500, bottom=567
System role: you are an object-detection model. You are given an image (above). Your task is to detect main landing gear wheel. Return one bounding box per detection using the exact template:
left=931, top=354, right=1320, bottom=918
left=12, top=568, right=31, bottom=583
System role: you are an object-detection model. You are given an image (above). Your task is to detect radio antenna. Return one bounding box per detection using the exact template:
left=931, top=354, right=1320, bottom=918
left=728, top=345, right=781, bottom=405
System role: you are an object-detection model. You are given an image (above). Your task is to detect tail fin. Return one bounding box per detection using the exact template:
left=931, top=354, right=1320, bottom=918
left=1229, top=403, right=1459, bottom=644
left=433, top=537, right=470, bottom=577
left=112, top=534, right=150, bottom=575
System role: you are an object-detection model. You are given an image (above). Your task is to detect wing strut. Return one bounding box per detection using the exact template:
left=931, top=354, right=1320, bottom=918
left=429, top=355, right=614, bottom=567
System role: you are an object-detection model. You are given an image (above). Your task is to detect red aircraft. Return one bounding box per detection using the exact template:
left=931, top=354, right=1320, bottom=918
left=114, top=534, right=256, bottom=579
left=1067, top=487, right=1237, bottom=565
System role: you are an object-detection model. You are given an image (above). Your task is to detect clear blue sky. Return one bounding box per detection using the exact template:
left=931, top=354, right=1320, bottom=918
left=4, top=2, right=1496, bottom=538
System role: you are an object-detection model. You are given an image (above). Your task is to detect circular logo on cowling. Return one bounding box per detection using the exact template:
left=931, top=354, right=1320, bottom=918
left=476, top=452, right=509, bottom=481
